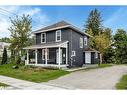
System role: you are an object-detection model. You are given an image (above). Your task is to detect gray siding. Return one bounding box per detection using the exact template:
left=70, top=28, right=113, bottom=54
left=35, top=27, right=90, bottom=67
left=35, top=28, right=72, bottom=44
left=36, top=33, right=41, bottom=44
left=69, top=29, right=88, bottom=66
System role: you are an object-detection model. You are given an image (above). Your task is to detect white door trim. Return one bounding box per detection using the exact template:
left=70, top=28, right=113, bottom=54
left=85, top=52, right=91, bottom=64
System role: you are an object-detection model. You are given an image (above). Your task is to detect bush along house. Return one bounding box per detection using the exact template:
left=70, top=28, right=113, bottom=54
left=23, top=21, right=100, bottom=68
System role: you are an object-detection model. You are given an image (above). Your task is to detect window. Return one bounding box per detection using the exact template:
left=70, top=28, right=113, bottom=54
left=41, top=33, right=46, bottom=43
left=80, top=37, right=83, bottom=48
left=42, top=49, right=49, bottom=60
left=95, top=52, right=98, bottom=58
left=84, top=37, right=87, bottom=45
left=72, top=51, right=76, bottom=56
left=56, top=30, right=61, bottom=42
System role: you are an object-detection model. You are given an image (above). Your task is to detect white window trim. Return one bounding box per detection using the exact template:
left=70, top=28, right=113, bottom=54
left=72, top=51, right=76, bottom=57
left=41, top=33, right=46, bottom=43
left=80, top=37, right=83, bottom=48
left=84, top=37, right=87, bottom=46
left=56, top=30, right=61, bottom=42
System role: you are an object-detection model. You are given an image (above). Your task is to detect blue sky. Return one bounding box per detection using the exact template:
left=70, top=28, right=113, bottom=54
left=0, top=6, right=127, bottom=38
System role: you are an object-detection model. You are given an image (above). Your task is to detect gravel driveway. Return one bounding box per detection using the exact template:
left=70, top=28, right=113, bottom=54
left=44, top=65, right=127, bottom=89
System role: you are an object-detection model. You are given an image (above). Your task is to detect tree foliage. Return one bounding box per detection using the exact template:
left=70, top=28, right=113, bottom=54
left=103, top=46, right=115, bottom=63
left=8, top=14, right=32, bottom=64
left=113, top=29, right=127, bottom=64
left=85, top=8, right=103, bottom=36
left=0, top=37, right=11, bottom=43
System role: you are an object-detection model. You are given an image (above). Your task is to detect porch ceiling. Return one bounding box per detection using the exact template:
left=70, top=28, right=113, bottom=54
left=23, top=41, right=68, bottom=49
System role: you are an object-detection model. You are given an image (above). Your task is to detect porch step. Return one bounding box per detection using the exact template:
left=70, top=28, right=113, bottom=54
left=61, top=67, right=68, bottom=70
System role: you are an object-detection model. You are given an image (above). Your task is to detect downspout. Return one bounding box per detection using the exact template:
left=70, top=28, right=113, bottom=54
left=70, top=30, right=73, bottom=66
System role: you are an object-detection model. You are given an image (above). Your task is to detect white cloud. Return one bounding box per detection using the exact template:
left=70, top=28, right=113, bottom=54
left=0, top=6, right=49, bottom=38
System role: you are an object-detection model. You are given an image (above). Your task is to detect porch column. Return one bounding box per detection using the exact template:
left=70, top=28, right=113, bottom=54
left=66, top=47, right=68, bottom=64
left=58, top=47, right=61, bottom=68
left=27, top=49, right=29, bottom=64
left=35, top=49, right=38, bottom=64
left=45, top=48, right=48, bottom=65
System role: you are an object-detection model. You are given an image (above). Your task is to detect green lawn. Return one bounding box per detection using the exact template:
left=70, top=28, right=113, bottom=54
left=116, top=74, right=127, bottom=89
left=0, top=64, right=69, bottom=83
left=98, top=64, right=113, bottom=68
left=85, top=64, right=113, bottom=70
left=0, top=82, right=8, bottom=87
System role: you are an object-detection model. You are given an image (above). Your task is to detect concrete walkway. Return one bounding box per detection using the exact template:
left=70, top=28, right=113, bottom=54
left=45, top=65, right=127, bottom=89
left=0, top=75, right=64, bottom=90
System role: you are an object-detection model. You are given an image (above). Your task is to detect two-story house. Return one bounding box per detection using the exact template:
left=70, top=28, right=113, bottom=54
left=24, top=21, right=100, bottom=68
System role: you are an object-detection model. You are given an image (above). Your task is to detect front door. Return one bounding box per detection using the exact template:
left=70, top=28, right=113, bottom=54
left=85, top=52, right=91, bottom=64
left=56, top=49, right=62, bottom=64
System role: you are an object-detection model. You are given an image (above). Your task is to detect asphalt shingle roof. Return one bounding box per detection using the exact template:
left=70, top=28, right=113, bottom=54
left=34, top=21, right=71, bottom=32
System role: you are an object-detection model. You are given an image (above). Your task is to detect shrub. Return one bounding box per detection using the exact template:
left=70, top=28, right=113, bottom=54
left=1, top=48, right=7, bottom=64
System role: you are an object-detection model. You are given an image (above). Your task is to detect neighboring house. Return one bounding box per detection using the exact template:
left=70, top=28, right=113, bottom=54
left=0, top=42, right=11, bottom=58
left=24, top=21, right=100, bottom=68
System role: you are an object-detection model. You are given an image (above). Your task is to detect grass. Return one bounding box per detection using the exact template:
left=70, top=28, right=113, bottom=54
left=85, top=64, right=113, bottom=70
left=116, top=74, right=127, bottom=89
left=0, top=63, right=69, bottom=83
left=0, top=82, right=8, bottom=87
left=98, top=64, right=113, bottom=68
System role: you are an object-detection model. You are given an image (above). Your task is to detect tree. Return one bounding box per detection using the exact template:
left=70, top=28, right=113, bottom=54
left=8, top=14, right=32, bottom=64
left=84, top=9, right=112, bottom=63
left=1, top=48, right=7, bottom=64
left=0, top=37, right=11, bottom=43
left=93, top=32, right=111, bottom=63
left=103, top=46, right=115, bottom=63
left=85, top=8, right=103, bottom=36
left=113, top=29, right=127, bottom=64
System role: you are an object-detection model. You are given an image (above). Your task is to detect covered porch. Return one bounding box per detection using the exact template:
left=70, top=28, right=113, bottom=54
left=23, top=41, right=68, bottom=68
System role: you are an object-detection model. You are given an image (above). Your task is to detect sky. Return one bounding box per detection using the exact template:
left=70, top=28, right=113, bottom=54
left=0, top=5, right=127, bottom=38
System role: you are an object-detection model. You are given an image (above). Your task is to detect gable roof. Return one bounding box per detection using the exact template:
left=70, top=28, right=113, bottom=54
left=33, top=21, right=92, bottom=37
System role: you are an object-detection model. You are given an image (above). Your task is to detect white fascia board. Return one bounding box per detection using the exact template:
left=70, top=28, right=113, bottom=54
left=33, top=25, right=71, bottom=34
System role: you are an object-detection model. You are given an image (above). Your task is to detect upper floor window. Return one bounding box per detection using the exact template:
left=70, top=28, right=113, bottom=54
left=80, top=37, right=83, bottom=48
left=56, top=30, right=61, bottom=42
left=41, top=33, right=46, bottom=43
left=84, top=37, right=87, bottom=45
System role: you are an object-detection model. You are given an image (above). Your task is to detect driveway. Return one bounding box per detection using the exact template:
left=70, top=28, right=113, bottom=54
left=44, top=65, right=127, bottom=89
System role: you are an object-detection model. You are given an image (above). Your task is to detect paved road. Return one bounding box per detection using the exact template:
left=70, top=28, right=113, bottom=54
left=45, top=65, right=127, bottom=89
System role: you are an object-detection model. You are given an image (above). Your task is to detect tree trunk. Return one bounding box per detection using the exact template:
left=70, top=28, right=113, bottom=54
left=100, top=53, right=102, bottom=65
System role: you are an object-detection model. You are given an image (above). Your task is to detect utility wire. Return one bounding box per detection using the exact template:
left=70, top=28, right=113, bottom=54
left=0, top=7, right=18, bottom=16
left=0, top=7, right=41, bottom=30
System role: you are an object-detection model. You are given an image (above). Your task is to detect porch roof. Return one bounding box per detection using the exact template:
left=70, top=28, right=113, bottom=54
left=23, top=41, right=68, bottom=49
left=83, top=48, right=99, bottom=53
